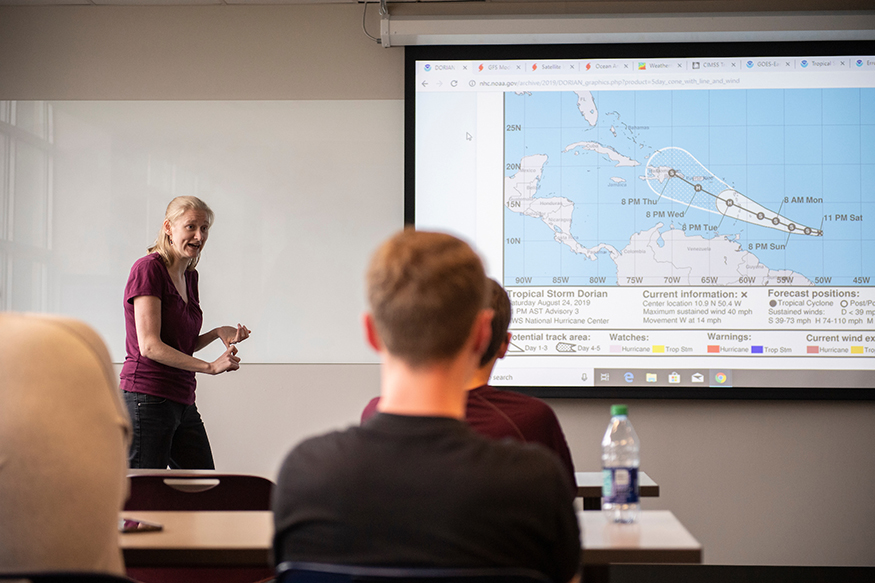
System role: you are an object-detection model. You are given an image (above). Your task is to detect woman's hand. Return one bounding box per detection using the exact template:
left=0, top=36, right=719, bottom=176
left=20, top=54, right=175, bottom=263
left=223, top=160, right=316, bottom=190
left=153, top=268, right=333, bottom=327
left=209, top=344, right=241, bottom=375
left=217, top=324, right=251, bottom=348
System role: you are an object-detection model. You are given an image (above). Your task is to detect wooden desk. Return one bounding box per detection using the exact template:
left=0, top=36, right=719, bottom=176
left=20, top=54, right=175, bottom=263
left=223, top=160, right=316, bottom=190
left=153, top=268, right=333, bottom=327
left=119, top=510, right=273, bottom=567
left=119, top=509, right=700, bottom=571
left=576, top=471, right=659, bottom=510
left=579, top=510, right=702, bottom=565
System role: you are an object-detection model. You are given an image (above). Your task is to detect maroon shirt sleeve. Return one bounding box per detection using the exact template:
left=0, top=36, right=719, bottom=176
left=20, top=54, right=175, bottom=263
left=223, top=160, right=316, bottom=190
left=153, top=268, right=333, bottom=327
left=124, top=254, right=166, bottom=304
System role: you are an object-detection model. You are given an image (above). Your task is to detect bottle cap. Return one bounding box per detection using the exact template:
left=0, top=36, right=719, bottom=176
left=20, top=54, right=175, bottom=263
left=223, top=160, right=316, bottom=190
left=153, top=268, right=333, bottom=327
left=611, top=404, right=628, bottom=416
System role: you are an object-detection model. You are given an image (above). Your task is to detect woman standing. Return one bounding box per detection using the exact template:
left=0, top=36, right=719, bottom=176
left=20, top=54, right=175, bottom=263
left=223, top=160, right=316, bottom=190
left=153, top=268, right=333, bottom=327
left=120, top=196, right=250, bottom=469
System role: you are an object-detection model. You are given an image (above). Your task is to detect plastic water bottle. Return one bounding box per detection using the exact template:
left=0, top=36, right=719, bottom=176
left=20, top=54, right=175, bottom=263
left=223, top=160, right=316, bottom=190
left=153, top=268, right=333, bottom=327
left=601, top=404, right=640, bottom=523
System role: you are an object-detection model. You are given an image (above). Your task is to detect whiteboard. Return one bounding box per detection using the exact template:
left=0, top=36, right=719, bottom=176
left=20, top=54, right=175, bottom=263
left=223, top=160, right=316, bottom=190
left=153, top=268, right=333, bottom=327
left=0, top=100, right=404, bottom=363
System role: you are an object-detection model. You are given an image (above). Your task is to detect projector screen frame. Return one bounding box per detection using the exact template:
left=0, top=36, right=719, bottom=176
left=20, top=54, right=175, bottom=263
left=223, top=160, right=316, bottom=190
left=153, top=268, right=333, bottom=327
left=405, top=40, right=875, bottom=400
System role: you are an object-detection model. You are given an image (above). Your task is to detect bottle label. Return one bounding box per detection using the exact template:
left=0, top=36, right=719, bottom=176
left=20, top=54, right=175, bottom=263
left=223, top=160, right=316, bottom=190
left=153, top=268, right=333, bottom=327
left=602, top=467, right=639, bottom=504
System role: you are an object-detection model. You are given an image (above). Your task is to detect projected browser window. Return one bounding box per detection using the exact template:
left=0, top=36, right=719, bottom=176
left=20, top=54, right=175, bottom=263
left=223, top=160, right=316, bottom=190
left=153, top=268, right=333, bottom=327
left=412, top=48, right=875, bottom=392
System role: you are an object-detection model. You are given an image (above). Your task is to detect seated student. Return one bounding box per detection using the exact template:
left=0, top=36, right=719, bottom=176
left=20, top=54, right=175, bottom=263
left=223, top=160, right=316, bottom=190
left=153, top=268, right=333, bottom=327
left=273, top=230, right=580, bottom=583
left=363, top=278, right=576, bottom=485
left=0, top=313, right=131, bottom=575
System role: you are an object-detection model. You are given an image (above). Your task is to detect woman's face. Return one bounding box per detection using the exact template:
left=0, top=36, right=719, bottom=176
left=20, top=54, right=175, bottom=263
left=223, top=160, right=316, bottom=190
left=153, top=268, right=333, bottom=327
left=165, top=209, right=210, bottom=262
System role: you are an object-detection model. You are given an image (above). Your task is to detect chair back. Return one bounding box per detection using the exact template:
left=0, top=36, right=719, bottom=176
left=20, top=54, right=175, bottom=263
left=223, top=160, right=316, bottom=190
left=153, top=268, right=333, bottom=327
left=124, top=473, right=274, bottom=511
left=276, top=562, right=552, bottom=583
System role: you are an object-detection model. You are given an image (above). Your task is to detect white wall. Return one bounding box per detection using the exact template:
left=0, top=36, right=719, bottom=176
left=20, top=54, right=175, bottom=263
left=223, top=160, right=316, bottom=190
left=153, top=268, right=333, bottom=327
left=3, top=4, right=874, bottom=568
left=17, top=99, right=403, bottom=363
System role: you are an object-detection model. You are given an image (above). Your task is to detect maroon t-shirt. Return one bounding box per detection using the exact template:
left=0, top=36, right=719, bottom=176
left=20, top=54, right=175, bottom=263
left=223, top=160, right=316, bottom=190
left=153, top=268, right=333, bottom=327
left=361, top=385, right=576, bottom=487
left=120, top=253, right=202, bottom=405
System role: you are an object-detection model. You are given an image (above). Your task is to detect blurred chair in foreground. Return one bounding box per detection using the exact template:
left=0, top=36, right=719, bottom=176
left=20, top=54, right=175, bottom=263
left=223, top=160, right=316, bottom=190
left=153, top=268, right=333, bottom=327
left=0, top=313, right=131, bottom=577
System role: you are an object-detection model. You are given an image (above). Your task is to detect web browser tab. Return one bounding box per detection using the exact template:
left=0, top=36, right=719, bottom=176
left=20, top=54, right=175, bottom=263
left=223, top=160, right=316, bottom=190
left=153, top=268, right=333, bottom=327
left=428, top=62, right=461, bottom=73
left=638, top=59, right=687, bottom=72
left=474, top=61, right=526, bottom=74
left=528, top=60, right=580, bottom=74
left=798, top=58, right=847, bottom=70
left=853, top=57, right=875, bottom=70
left=691, top=59, right=741, bottom=71
left=582, top=60, right=627, bottom=72
left=745, top=58, right=795, bottom=71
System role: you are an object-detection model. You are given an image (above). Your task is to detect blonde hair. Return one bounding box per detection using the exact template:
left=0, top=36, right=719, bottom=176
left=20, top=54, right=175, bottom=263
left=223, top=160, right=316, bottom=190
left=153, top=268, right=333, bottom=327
left=366, top=229, right=488, bottom=366
left=148, top=196, right=214, bottom=271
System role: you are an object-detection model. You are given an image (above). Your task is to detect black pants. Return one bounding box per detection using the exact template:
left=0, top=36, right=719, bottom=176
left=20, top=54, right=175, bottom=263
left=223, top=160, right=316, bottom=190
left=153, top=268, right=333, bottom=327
left=123, top=391, right=215, bottom=469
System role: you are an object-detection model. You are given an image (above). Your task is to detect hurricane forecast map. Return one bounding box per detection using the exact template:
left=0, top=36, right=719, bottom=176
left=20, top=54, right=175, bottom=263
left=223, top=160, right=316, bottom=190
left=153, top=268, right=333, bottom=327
left=412, top=48, right=875, bottom=390
left=504, top=89, right=873, bottom=288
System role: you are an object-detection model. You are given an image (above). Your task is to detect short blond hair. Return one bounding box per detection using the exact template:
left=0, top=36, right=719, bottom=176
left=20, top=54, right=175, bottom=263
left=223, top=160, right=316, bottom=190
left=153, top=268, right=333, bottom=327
left=148, top=196, right=214, bottom=271
left=366, top=229, right=488, bottom=366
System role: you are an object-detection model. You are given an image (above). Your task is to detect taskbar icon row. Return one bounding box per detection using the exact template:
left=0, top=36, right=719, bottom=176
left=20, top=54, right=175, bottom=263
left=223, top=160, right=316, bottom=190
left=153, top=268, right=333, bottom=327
left=593, top=369, right=733, bottom=387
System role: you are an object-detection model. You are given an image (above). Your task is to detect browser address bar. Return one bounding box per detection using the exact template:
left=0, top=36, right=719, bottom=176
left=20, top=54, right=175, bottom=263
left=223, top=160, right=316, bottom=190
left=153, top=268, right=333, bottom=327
left=476, top=77, right=743, bottom=89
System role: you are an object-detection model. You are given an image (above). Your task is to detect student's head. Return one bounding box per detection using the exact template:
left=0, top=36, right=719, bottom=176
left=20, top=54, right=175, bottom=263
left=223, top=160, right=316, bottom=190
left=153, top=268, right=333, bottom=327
left=149, top=196, right=214, bottom=271
left=479, top=278, right=512, bottom=368
left=366, top=229, right=489, bottom=367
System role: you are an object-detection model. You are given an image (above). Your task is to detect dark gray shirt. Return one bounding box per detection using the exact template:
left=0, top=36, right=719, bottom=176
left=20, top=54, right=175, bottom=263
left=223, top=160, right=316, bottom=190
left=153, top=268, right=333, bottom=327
left=273, top=413, right=580, bottom=583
